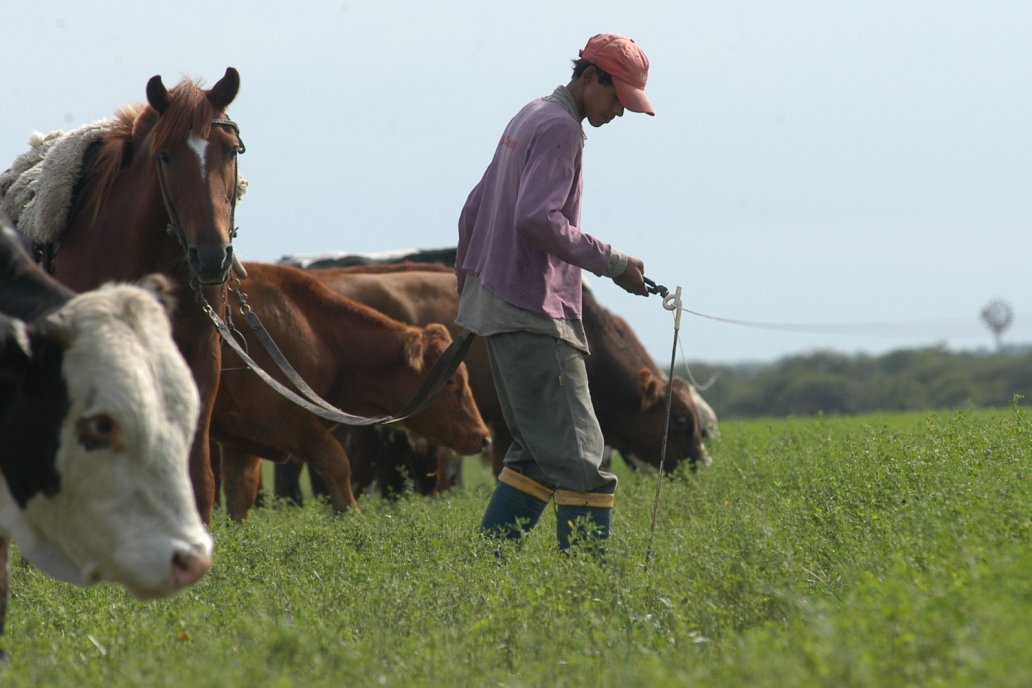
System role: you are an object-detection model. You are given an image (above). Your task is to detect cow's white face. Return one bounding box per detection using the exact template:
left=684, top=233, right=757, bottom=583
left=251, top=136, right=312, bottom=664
left=0, top=282, right=212, bottom=598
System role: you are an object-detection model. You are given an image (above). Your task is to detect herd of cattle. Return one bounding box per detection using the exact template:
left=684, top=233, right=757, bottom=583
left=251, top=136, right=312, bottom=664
left=216, top=252, right=718, bottom=520
left=0, top=68, right=717, bottom=658
left=0, top=221, right=718, bottom=607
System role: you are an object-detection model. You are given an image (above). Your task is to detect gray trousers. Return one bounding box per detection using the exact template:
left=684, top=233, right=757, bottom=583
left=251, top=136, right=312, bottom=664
left=485, top=331, right=617, bottom=495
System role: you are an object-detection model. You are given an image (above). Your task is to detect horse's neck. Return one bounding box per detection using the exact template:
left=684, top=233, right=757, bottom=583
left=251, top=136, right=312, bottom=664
left=57, top=158, right=180, bottom=289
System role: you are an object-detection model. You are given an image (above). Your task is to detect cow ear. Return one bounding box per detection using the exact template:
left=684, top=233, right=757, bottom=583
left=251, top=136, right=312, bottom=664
left=0, top=315, right=32, bottom=376
left=639, top=368, right=663, bottom=410
left=35, top=310, right=73, bottom=348
left=403, top=328, right=424, bottom=373
left=423, top=322, right=453, bottom=346
left=136, top=273, right=178, bottom=315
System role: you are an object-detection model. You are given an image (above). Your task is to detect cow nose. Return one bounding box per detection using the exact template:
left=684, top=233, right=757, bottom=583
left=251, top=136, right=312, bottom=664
left=170, top=547, right=212, bottom=589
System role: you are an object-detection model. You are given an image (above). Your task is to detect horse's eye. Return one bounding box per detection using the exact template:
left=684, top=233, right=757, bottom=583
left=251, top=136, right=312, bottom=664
left=674, top=416, right=688, bottom=427
left=157, top=151, right=172, bottom=164
left=76, top=414, right=124, bottom=451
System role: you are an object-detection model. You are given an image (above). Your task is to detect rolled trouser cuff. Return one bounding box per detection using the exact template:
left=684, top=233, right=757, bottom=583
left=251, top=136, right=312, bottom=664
left=554, top=489, right=615, bottom=509
left=498, top=467, right=553, bottom=503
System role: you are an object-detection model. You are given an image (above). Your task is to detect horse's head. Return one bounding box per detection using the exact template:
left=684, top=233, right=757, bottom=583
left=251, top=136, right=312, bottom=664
left=145, top=68, right=244, bottom=285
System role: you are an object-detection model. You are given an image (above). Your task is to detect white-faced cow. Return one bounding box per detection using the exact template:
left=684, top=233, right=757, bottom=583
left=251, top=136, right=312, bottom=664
left=0, top=219, right=212, bottom=653
left=689, top=383, right=720, bottom=440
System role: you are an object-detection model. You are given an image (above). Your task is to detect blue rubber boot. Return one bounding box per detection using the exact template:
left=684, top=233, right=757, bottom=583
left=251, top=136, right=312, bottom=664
left=480, top=480, right=548, bottom=541
left=556, top=503, right=612, bottom=557
left=556, top=504, right=611, bottom=550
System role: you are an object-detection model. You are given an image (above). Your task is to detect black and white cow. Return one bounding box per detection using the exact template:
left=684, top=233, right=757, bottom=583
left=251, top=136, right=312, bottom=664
left=0, top=219, right=212, bottom=604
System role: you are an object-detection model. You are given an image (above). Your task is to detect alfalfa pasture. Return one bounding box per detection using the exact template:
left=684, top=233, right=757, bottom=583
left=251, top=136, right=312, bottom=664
left=3, top=406, right=1030, bottom=687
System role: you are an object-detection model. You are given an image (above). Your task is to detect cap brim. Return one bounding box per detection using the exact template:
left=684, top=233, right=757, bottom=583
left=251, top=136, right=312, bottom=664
left=614, top=79, right=655, bottom=116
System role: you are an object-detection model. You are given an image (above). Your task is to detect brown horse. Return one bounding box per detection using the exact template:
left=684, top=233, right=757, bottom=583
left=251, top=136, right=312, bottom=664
left=43, top=68, right=244, bottom=523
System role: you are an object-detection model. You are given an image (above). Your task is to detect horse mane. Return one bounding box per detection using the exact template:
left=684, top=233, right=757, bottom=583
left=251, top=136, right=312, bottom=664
left=77, top=106, right=138, bottom=227
left=146, top=78, right=219, bottom=152
left=77, top=77, right=218, bottom=228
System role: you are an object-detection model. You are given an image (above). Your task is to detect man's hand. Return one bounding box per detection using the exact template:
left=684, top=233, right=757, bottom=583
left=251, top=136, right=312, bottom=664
left=614, top=256, right=648, bottom=296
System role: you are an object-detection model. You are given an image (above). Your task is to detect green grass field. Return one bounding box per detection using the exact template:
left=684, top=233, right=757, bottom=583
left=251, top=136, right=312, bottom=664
left=3, top=406, right=1030, bottom=687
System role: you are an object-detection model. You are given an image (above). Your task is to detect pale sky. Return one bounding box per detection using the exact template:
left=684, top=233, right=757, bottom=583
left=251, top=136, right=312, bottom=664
left=3, top=1, right=1029, bottom=364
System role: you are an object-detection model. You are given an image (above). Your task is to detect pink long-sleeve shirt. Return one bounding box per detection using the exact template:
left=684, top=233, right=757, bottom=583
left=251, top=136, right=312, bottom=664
left=455, top=96, right=615, bottom=321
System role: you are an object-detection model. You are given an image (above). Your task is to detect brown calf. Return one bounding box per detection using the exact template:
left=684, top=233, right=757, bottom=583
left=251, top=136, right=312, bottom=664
left=212, top=262, right=488, bottom=520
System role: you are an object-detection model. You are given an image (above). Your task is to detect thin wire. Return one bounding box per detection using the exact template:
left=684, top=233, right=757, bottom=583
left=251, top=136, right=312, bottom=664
left=644, top=278, right=987, bottom=338
left=680, top=307, right=980, bottom=337
left=639, top=277, right=984, bottom=572
left=677, top=334, right=718, bottom=391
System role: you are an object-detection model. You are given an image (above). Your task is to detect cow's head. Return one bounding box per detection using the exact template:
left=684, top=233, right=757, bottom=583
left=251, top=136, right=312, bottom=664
left=0, top=277, right=212, bottom=598
left=622, top=368, right=710, bottom=471
left=398, top=323, right=490, bottom=456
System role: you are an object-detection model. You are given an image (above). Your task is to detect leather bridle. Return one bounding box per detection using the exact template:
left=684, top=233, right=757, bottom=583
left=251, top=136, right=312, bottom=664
left=155, top=117, right=245, bottom=287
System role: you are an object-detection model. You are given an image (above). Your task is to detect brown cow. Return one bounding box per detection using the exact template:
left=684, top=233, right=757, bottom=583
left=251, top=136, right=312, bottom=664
left=308, top=266, right=709, bottom=478
left=211, top=261, right=489, bottom=520
left=588, top=305, right=711, bottom=470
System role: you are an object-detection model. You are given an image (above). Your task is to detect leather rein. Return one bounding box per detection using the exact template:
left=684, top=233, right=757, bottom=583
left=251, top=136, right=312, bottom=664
left=29, top=116, right=469, bottom=428
left=173, top=119, right=475, bottom=427
left=203, top=288, right=477, bottom=426
left=157, top=118, right=245, bottom=255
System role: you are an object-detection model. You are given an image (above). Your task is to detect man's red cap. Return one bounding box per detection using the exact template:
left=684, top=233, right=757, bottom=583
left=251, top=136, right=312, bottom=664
left=579, top=33, right=655, bottom=116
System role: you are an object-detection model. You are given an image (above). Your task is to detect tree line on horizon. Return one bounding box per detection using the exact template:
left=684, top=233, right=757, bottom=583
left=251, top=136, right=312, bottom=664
left=684, top=345, right=1032, bottom=419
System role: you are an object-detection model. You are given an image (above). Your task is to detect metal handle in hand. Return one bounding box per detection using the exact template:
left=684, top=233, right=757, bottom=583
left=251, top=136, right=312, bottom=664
left=643, top=276, right=668, bottom=297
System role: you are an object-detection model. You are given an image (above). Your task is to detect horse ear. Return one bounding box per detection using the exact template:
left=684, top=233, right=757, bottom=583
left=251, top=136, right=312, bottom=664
left=208, top=67, right=240, bottom=110
left=35, top=310, right=73, bottom=348
left=146, top=75, right=169, bottom=114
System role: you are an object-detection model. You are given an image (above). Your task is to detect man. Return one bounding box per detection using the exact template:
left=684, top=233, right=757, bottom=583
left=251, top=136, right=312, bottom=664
left=455, top=33, right=654, bottom=553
